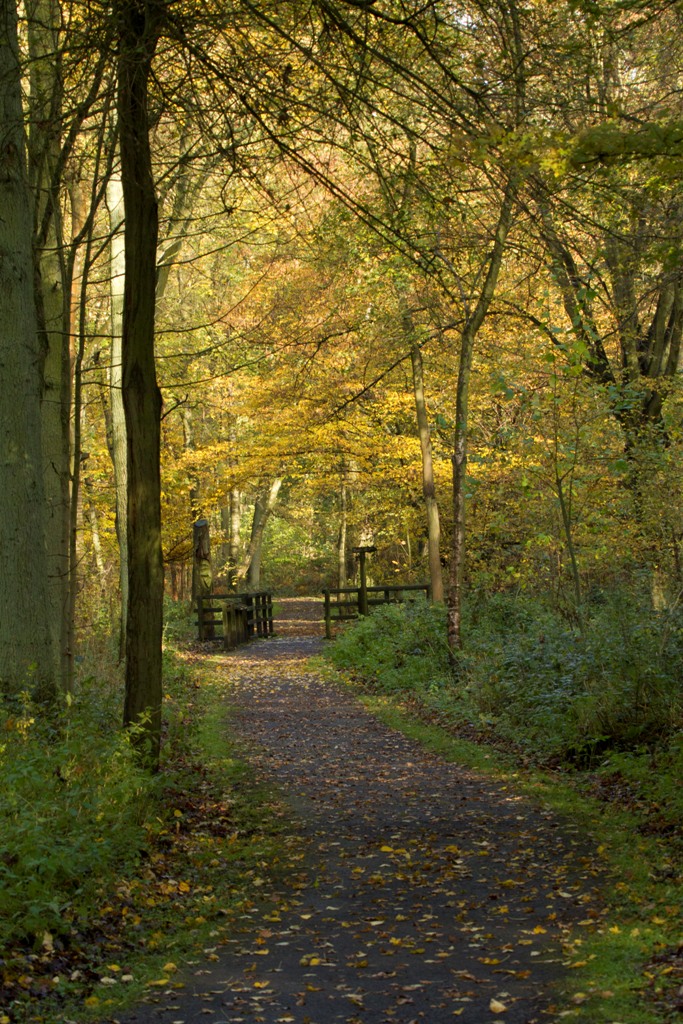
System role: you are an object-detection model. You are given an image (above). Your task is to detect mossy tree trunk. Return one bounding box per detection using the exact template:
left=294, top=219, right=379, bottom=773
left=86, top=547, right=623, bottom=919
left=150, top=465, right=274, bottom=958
left=27, top=0, right=71, bottom=691
left=0, top=0, right=55, bottom=700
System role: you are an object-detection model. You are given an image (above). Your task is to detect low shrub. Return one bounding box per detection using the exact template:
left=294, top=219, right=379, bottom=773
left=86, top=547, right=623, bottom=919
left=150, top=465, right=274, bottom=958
left=0, top=688, right=156, bottom=947
left=325, top=599, right=452, bottom=694
left=325, top=590, right=683, bottom=763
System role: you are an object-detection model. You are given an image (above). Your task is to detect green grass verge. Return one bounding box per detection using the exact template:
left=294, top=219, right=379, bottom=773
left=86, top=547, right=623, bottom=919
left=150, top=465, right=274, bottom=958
left=312, top=659, right=683, bottom=1024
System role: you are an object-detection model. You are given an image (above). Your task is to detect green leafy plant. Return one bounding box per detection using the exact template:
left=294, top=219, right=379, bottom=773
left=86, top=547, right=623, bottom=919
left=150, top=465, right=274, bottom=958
left=0, top=691, right=155, bottom=946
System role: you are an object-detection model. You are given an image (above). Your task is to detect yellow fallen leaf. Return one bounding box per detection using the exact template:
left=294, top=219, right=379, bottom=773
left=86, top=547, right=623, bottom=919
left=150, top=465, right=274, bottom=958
left=146, top=978, right=170, bottom=987
left=163, top=962, right=178, bottom=973
left=490, top=998, right=507, bottom=1013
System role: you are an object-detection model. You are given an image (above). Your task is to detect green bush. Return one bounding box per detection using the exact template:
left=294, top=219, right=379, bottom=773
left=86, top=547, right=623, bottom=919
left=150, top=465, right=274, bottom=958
left=326, top=591, right=683, bottom=763
left=326, top=600, right=452, bottom=694
left=0, top=689, right=155, bottom=946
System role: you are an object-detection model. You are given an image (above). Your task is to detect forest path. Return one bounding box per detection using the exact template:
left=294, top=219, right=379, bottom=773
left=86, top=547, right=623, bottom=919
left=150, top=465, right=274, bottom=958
left=120, top=600, right=604, bottom=1024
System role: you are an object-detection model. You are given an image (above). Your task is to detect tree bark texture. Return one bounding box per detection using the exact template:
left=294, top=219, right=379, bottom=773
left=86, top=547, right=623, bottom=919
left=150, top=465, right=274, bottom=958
left=118, top=0, right=163, bottom=768
left=0, top=0, right=55, bottom=699
left=106, top=175, right=129, bottom=661
left=27, top=0, right=71, bottom=691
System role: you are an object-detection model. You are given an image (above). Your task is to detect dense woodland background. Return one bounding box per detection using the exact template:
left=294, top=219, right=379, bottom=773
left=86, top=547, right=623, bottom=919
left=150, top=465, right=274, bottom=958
left=2, top=0, right=683, bottom=755
left=3, top=5, right=683, bottom=1019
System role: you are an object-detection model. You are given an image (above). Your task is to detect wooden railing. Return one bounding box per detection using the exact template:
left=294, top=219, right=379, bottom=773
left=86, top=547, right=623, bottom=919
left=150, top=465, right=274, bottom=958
left=322, top=583, right=431, bottom=639
left=196, top=592, right=274, bottom=648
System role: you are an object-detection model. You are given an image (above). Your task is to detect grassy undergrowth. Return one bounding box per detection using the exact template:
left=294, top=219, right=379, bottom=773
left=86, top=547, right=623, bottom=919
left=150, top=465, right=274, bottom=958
left=321, top=594, right=683, bottom=1024
left=0, top=639, right=300, bottom=1024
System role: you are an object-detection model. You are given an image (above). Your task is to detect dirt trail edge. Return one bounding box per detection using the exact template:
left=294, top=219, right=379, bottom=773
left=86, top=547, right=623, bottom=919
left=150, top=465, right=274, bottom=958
left=118, top=600, right=604, bottom=1024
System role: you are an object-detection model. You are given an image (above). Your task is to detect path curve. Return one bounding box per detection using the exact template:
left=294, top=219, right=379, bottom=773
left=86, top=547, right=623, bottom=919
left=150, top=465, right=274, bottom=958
left=119, top=603, right=603, bottom=1024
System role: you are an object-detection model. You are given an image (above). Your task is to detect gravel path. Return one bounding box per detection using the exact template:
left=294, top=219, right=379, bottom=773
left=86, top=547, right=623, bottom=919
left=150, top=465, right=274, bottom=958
left=117, top=599, right=603, bottom=1024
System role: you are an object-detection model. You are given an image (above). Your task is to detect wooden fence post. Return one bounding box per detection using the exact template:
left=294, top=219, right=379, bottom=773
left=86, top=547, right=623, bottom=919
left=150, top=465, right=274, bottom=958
left=197, top=596, right=205, bottom=641
left=323, top=589, right=331, bottom=640
left=225, top=602, right=233, bottom=651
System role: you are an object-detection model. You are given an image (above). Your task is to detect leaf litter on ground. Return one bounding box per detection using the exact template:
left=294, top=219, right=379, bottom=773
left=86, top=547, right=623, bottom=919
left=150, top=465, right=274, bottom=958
left=111, top=624, right=610, bottom=1024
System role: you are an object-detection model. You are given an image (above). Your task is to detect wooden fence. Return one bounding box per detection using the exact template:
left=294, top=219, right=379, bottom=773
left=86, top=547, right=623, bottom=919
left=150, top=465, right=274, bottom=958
left=322, top=583, right=431, bottom=639
left=196, top=591, right=274, bottom=648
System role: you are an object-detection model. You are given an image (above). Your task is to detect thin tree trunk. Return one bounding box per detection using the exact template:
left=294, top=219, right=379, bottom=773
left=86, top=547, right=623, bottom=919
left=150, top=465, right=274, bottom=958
left=410, top=339, right=443, bottom=603
left=448, top=177, right=517, bottom=652
left=65, top=175, right=87, bottom=690
left=338, top=472, right=348, bottom=590
left=106, top=174, right=129, bottom=661
left=83, top=474, right=107, bottom=582
left=0, top=0, right=54, bottom=699
left=555, top=471, right=584, bottom=631
left=118, top=1, right=163, bottom=768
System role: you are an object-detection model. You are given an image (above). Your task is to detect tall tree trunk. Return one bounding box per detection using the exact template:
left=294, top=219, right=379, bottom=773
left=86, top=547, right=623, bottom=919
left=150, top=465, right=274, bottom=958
left=410, top=339, right=443, bottom=603
left=106, top=174, right=129, bottom=661
left=27, top=0, right=71, bottom=691
left=0, top=0, right=55, bottom=699
left=338, top=472, right=348, bottom=590
left=448, top=177, right=517, bottom=652
left=238, top=478, right=282, bottom=589
left=118, top=0, right=163, bottom=768
left=65, top=174, right=87, bottom=690
left=220, top=485, right=241, bottom=589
